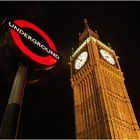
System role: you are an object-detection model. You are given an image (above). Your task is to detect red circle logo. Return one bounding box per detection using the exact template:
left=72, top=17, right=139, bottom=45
left=9, top=20, right=59, bottom=66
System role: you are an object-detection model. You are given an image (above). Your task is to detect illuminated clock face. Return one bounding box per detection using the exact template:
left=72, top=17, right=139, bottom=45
left=74, top=51, right=88, bottom=70
left=99, top=49, right=115, bottom=65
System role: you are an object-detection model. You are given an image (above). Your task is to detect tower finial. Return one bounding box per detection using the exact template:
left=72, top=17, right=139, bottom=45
left=84, top=18, right=88, bottom=24
left=84, top=18, right=89, bottom=30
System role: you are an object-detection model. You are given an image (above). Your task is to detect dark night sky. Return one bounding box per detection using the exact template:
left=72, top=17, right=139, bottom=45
left=0, top=1, right=140, bottom=138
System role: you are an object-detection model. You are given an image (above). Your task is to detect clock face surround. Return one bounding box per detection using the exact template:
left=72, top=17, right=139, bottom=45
left=99, top=49, right=115, bottom=65
left=74, top=51, right=88, bottom=70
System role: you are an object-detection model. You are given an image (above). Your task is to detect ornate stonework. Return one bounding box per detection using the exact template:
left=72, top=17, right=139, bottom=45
left=70, top=19, right=140, bottom=139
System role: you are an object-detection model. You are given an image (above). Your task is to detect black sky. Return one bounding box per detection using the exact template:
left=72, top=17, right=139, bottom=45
left=0, top=1, right=140, bottom=138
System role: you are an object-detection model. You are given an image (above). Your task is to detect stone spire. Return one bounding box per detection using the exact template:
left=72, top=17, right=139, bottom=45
left=79, top=18, right=100, bottom=42
left=84, top=18, right=90, bottom=31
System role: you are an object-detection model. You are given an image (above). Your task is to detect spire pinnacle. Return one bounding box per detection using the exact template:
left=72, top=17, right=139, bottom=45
left=84, top=18, right=88, bottom=24
left=84, top=18, right=90, bottom=30
left=79, top=18, right=100, bottom=41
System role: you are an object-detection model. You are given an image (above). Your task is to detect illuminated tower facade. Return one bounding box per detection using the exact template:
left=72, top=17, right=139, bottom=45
left=69, top=19, right=140, bottom=139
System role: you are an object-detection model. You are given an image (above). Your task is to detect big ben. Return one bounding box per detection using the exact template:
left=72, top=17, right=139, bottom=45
left=70, top=19, right=140, bottom=139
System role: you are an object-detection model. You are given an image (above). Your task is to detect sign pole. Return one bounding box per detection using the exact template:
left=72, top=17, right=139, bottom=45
left=0, top=62, right=27, bottom=139
left=0, top=19, right=59, bottom=138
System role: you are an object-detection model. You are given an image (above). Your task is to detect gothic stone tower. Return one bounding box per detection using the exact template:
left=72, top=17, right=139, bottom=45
left=69, top=19, right=140, bottom=139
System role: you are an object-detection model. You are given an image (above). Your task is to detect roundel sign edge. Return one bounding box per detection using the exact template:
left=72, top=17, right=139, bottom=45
left=9, top=20, right=59, bottom=66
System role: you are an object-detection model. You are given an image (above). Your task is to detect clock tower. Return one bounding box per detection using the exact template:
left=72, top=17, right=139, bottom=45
left=70, top=19, right=140, bottom=139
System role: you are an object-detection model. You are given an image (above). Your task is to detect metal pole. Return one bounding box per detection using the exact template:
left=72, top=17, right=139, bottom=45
left=0, top=63, right=27, bottom=139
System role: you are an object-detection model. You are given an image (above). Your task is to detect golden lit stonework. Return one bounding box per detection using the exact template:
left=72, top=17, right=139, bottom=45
left=70, top=19, right=140, bottom=139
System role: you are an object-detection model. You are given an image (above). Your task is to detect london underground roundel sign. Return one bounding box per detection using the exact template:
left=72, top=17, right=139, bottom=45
left=8, top=20, right=60, bottom=66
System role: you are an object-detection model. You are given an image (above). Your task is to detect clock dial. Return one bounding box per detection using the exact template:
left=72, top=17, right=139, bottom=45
left=74, top=51, right=88, bottom=70
left=99, top=49, right=115, bottom=65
